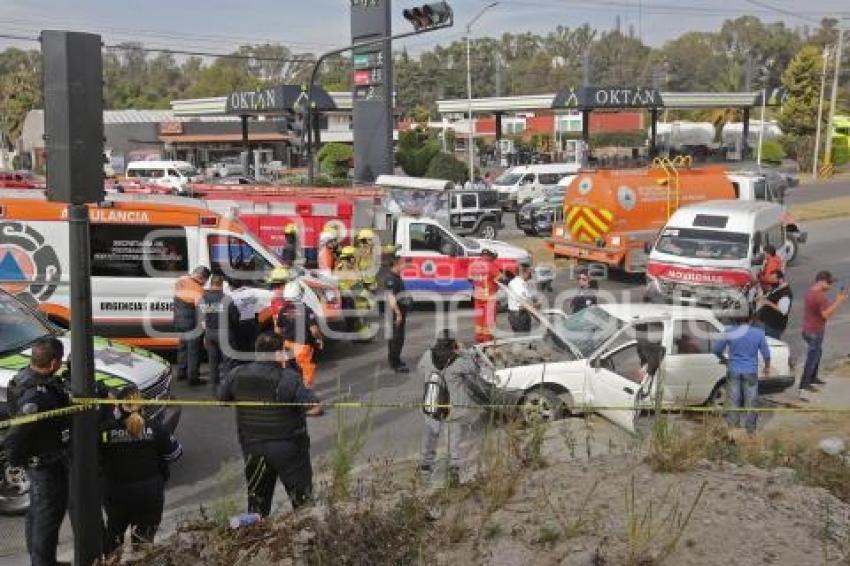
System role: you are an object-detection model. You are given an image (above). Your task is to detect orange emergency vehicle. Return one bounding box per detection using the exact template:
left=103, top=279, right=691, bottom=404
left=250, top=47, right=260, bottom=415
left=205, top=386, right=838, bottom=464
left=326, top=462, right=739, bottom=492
left=0, top=190, right=342, bottom=348
left=548, top=159, right=779, bottom=273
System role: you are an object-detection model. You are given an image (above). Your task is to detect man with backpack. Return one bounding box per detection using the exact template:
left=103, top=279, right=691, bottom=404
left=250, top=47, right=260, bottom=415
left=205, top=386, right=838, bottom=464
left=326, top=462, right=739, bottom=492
left=418, top=330, right=479, bottom=486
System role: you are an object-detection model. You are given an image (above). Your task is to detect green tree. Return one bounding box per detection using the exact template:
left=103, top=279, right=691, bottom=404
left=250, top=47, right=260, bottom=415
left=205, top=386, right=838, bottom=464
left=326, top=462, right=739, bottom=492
left=395, top=126, right=440, bottom=177
left=0, top=48, right=41, bottom=143
left=317, top=142, right=353, bottom=178
left=425, top=152, right=469, bottom=183
left=778, top=46, right=824, bottom=169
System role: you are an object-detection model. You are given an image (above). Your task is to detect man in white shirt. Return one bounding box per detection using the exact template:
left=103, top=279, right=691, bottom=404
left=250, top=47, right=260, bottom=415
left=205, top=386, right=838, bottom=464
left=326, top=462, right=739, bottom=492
left=227, top=277, right=263, bottom=358
left=507, top=263, right=538, bottom=332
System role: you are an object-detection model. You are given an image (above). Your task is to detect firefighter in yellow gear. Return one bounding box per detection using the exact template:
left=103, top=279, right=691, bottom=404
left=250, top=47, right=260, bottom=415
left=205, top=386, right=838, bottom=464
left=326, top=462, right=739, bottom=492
left=335, top=245, right=372, bottom=338
left=354, top=228, right=378, bottom=292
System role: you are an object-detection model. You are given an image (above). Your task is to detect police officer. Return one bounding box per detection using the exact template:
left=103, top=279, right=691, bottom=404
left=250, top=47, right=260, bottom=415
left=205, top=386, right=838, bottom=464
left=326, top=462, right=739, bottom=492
left=199, top=274, right=239, bottom=391
left=173, top=265, right=211, bottom=386
left=382, top=254, right=410, bottom=373
left=99, top=386, right=183, bottom=554
left=217, top=333, right=318, bottom=516
left=5, top=337, right=71, bottom=566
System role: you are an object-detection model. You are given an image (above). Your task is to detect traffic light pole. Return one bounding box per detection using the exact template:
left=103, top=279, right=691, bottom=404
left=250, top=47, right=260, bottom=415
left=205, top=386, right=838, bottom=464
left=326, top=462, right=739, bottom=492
left=306, top=22, right=452, bottom=184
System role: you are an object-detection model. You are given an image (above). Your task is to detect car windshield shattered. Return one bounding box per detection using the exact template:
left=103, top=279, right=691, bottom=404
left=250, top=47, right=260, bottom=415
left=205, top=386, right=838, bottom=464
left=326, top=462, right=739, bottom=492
left=655, top=228, right=750, bottom=260
left=0, top=293, right=52, bottom=356
left=546, top=306, right=624, bottom=357
left=495, top=173, right=523, bottom=185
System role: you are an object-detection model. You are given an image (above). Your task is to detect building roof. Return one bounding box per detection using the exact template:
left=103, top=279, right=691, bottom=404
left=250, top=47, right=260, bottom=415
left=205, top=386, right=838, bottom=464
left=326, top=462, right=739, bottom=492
left=159, top=132, right=289, bottom=143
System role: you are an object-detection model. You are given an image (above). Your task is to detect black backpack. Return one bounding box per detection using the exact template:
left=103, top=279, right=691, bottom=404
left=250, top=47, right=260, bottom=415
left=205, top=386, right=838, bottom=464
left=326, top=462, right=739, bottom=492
left=422, top=370, right=450, bottom=421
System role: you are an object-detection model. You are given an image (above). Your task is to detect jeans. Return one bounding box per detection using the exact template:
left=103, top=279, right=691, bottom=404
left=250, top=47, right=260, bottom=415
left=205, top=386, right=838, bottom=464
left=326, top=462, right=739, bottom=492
left=26, top=462, right=69, bottom=566
left=420, top=417, right=473, bottom=479
left=725, top=372, right=759, bottom=433
left=102, top=477, right=164, bottom=555
left=242, top=436, right=312, bottom=517
left=508, top=310, right=532, bottom=332
left=800, top=332, right=824, bottom=389
left=388, top=313, right=407, bottom=368
left=174, top=331, right=202, bottom=382
left=205, top=336, right=227, bottom=390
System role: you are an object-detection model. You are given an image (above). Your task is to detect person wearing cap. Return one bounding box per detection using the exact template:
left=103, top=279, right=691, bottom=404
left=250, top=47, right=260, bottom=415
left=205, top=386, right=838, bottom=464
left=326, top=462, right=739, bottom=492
left=799, top=270, right=847, bottom=395
left=173, top=266, right=211, bottom=386
left=99, top=385, right=183, bottom=555
left=256, top=267, right=293, bottom=334
left=471, top=249, right=501, bottom=343
left=507, top=262, right=539, bottom=333
left=275, top=281, right=324, bottom=393
left=418, top=330, right=478, bottom=486
left=217, top=333, right=318, bottom=516
left=280, top=223, right=299, bottom=267
left=317, top=231, right=338, bottom=275
left=755, top=269, right=792, bottom=339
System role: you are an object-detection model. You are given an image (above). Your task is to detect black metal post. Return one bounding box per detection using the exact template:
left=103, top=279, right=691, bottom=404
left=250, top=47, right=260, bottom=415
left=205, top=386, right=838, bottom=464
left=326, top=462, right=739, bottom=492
left=68, top=203, right=101, bottom=565
left=581, top=109, right=591, bottom=144
left=495, top=112, right=503, bottom=165
left=306, top=23, right=453, bottom=184
left=741, top=107, right=750, bottom=160
left=650, top=107, right=658, bottom=158
left=240, top=114, right=250, bottom=173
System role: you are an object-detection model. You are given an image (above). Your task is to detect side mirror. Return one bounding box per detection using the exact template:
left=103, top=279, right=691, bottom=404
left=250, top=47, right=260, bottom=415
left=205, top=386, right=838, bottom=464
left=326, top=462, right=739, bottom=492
left=751, top=252, right=765, bottom=266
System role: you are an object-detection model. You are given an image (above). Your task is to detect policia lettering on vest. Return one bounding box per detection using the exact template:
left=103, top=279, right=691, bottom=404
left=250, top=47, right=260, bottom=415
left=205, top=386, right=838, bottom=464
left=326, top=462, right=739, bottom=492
left=217, top=333, right=319, bottom=516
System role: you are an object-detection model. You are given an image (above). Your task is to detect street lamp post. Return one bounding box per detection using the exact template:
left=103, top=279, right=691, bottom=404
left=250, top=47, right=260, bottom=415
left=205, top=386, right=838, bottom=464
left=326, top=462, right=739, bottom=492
left=466, top=2, right=499, bottom=185
left=823, top=23, right=846, bottom=171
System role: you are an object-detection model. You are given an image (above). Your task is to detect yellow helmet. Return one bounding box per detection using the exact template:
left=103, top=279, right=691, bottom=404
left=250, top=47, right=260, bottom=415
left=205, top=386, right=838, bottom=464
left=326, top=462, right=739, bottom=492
left=268, top=266, right=292, bottom=284
left=381, top=243, right=400, bottom=255
left=356, top=228, right=375, bottom=242
left=339, top=246, right=356, bottom=258
left=284, top=223, right=298, bottom=235
left=324, top=223, right=340, bottom=236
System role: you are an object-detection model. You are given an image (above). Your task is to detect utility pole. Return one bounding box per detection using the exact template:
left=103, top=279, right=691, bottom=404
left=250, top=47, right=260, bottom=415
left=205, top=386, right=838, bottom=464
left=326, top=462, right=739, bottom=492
left=466, top=2, right=499, bottom=185
left=813, top=46, right=830, bottom=178
left=824, top=25, right=846, bottom=168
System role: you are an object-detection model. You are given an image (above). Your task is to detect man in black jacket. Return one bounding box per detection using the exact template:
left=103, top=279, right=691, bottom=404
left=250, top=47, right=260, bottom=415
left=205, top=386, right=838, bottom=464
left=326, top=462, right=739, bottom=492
left=756, top=270, right=793, bottom=339
left=217, top=333, right=319, bottom=516
left=5, top=337, right=71, bottom=566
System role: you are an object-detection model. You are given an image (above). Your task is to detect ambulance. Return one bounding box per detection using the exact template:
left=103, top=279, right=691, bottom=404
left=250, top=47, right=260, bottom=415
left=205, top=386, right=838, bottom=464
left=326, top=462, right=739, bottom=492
left=0, top=190, right=343, bottom=348
left=547, top=159, right=802, bottom=273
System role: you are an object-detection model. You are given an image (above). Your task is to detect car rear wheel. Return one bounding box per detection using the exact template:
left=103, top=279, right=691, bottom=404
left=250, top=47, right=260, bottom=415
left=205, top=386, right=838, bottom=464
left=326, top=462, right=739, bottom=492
left=477, top=221, right=497, bottom=240
left=520, top=388, right=569, bottom=424
left=785, top=237, right=799, bottom=265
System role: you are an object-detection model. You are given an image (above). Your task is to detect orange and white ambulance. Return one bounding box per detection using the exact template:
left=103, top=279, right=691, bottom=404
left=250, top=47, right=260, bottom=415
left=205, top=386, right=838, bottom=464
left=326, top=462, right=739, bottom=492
left=0, top=190, right=343, bottom=348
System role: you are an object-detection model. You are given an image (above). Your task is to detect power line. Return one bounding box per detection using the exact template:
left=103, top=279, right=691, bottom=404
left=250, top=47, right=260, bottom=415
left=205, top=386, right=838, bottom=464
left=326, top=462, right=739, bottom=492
left=740, top=0, right=821, bottom=24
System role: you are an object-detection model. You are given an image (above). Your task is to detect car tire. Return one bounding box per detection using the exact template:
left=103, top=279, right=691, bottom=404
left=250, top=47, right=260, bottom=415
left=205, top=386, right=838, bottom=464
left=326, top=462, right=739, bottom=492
left=519, top=387, right=570, bottom=424
left=477, top=221, right=497, bottom=240
left=785, top=237, right=799, bottom=265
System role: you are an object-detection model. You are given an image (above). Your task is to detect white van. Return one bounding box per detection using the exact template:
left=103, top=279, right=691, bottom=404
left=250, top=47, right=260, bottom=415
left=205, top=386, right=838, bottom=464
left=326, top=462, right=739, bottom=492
left=493, top=163, right=580, bottom=211
left=0, top=190, right=343, bottom=348
left=646, top=200, right=803, bottom=315
left=125, top=161, right=203, bottom=194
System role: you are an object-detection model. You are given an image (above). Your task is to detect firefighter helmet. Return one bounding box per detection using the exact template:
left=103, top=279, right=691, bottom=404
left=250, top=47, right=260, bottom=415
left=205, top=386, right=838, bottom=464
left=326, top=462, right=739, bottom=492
left=283, top=223, right=298, bottom=235
left=355, top=228, right=375, bottom=242
left=339, top=245, right=356, bottom=258
left=318, top=231, right=336, bottom=246
left=268, top=267, right=292, bottom=284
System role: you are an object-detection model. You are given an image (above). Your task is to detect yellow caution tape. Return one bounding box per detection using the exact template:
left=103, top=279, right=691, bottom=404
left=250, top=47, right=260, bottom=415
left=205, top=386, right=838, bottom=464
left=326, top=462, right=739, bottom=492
left=0, top=404, right=91, bottom=430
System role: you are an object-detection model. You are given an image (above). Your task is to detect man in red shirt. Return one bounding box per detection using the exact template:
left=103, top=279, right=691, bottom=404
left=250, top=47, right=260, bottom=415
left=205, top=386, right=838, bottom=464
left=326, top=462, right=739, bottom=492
left=800, top=270, right=847, bottom=395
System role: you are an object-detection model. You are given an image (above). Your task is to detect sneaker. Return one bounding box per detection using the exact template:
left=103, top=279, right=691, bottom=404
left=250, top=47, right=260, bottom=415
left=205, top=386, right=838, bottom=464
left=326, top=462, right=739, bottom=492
left=800, top=384, right=818, bottom=392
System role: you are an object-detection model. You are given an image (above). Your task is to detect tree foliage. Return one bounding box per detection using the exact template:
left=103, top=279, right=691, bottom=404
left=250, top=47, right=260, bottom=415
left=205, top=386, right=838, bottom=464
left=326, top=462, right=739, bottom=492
left=425, top=152, right=469, bottom=183
left=396, top=126, right=440, bottom=177
left=317, top=142, right=353, bottom=179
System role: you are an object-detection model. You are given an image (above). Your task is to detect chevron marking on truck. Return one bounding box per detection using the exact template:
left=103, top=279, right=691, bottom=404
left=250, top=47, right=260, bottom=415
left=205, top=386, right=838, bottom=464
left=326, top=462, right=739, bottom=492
left=566, top=206, right=614, bottom=243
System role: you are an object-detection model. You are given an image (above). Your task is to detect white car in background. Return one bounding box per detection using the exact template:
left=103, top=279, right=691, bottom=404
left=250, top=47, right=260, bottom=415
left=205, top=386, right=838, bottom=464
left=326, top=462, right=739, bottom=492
left=468, top=303, right=794, bottom=432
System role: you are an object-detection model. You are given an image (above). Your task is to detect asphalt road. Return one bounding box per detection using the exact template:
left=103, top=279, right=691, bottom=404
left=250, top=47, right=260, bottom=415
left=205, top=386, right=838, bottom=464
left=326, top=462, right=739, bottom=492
left=3, top=204, right=850, bottom=559
left=786, top=177, right=850, bottom=205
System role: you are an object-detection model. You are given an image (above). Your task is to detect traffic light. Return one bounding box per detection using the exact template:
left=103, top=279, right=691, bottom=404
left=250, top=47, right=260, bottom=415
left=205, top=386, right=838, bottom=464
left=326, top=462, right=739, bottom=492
left=403, top=2, right=453, bottom=31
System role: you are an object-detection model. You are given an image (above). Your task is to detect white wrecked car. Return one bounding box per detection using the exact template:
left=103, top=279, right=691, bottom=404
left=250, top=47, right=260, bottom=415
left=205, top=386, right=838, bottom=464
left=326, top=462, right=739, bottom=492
left=468, top=303, right=794, bottom=432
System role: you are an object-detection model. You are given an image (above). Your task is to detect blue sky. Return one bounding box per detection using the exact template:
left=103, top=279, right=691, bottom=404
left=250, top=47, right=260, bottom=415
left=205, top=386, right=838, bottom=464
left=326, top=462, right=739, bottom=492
left=0, top=0, right=847, bottom=55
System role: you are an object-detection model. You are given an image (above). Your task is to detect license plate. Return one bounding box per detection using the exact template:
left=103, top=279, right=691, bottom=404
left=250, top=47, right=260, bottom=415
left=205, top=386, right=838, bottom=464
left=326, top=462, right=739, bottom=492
left=461, top=215, right=476, bottom=222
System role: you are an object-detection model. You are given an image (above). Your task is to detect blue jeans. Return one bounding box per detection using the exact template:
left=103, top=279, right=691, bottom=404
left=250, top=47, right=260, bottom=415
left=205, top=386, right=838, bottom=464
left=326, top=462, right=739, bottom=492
left=26, top=462, right=69, bottom=566
left=726, top=372, right=759, bottom=433
left=800, top=332, right=824, bottom=389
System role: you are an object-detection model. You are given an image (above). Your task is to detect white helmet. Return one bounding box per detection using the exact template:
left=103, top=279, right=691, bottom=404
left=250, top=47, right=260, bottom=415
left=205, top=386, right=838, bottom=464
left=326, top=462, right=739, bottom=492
left=318, top=231, right=336, bottom=247
left=283, top=281, right=303, bottom=301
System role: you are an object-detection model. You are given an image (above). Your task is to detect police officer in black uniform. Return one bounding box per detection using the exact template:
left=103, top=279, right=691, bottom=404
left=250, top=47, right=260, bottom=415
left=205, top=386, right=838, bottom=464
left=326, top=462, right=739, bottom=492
left=99, top=385, right=182, bottom=554
left=199, top=274, right=239, bottom=392
left=217, top=333, right=318, bottom=516
left=5, top=337, right=71, bottom=566
left=382, top=253, right=410, bottom=373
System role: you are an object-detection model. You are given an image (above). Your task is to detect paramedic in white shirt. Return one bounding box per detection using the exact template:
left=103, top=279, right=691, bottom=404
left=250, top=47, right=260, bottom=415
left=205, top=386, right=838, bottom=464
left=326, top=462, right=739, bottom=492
left=507, top=263, right=538, bottom=332
left=227, top=277, right=264, bottom=356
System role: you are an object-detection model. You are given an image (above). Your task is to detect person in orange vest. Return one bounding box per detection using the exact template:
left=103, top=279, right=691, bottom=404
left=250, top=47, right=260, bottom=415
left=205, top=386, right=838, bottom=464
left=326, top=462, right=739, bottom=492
left=317, top=231, right=338, bottom=275
left=173, top=266, right=211, bottom=385
left=758, top=244, right=783, bottom=289
left=471, top=249, right=501, bottom=343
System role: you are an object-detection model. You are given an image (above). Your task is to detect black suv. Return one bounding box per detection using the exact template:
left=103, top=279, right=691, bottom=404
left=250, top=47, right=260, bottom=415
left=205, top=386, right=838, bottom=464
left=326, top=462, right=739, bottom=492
left=449, top=190, right=503, bottom=239
left=515, top=187, right=565, bottom=236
